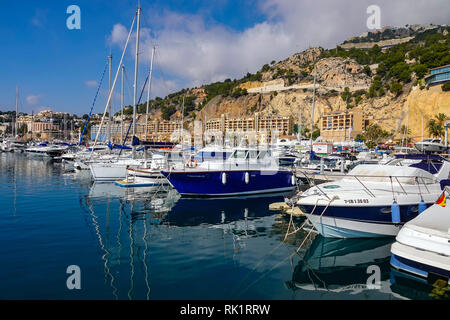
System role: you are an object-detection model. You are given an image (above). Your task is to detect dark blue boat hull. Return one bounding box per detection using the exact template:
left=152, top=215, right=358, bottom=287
left=298, top=202, right=432, bottom=225
left=161, top=169, right=296, bottom=197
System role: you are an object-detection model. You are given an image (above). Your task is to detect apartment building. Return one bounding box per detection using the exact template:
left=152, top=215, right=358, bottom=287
left=320, top=109, right=366, bottom=142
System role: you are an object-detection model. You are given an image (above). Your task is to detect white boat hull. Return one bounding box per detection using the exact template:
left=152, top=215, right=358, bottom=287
left=305, top=214, right=403, bottom=238
left=90, top=163, right=128, bottom=181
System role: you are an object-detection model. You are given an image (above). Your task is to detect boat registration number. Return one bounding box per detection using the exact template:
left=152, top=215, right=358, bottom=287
left=343, top=199, right=369, bottom=204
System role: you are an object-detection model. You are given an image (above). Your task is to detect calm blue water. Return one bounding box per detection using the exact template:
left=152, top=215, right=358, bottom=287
left=0, top=153, right=448, bottom=300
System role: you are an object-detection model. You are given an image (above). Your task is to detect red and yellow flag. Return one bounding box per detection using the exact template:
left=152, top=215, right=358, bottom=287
left=436, top=193, right=446, bottom=207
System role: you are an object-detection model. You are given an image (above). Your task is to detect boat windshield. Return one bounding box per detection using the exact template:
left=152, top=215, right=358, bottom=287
left=232, top=150, right=248, bottom=159
left=248, top=150, right=258, bottom=159
left=257, top=150, right=273, bottom=159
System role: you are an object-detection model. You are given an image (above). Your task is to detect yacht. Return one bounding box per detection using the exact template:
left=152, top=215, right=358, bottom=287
left=89, top=157, right=148, bottom=181
left=390, top=181, right=449, bottom=283
left=414, top=138, right=447, bottom=153
left=161, top=147, right=297, bottom=197
left=1, top=138, right=27, bottom=153
left=25, top=143, right=69, bottom=158
left=292, top=154, right=450, bottom=238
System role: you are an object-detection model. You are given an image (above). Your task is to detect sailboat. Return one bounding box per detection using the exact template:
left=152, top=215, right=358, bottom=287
left=1, top=86, right=27, bottom=153
left=88, top=6, right=150, bottom=181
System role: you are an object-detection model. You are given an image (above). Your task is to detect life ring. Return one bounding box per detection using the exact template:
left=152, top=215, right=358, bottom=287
left=186, top=158, right=198, bottom=168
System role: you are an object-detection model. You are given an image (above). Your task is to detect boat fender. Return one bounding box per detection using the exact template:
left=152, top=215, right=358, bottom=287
left=222, top=172, right=227, bottom=185
left=291, top=175, right=295, bottom=186
left=391, top=201, right=401, bottom=224
left=245, top=172, right=250, bottom=184
left=418, top=200, right=427, bottom=214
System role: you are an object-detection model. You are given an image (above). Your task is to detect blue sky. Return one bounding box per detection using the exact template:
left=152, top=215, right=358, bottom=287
left=0, top=0, right=267, bottom=116
left=0, top=0, right=448, bottom=116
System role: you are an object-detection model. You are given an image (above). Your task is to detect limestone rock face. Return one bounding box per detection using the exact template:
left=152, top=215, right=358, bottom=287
left=261, top=47, right=323, bottom=81
left=315, top=58, right=371, bottom=89
left=196, top=82, right=449, bottom=142
left=179, top=41, right=449, bottom=142
left=316, top=57, right=371, bottom=88
left=406, top=85, right=450, bottom=140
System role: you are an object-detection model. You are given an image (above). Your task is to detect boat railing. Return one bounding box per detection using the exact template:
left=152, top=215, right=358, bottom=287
left=301, top=171, right=439, bottom=199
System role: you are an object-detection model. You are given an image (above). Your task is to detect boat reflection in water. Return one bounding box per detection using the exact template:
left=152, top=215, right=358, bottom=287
left=81, top=184, right=286, bottom=299
left=161, top=194, right=284, bottom=226
left=390, top=266, right=450, bottom=300
left=286, top=236, right=404, bottom=299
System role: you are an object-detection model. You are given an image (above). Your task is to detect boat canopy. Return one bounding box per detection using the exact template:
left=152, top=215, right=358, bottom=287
left=394, top=153, right=446, bottom=161
left=403, top=203, right=450, bottom=242
left=345, top=165, right=437, bottom=184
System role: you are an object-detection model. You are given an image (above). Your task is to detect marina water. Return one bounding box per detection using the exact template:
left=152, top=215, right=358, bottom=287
left=1, top=153, right=448, bottom=300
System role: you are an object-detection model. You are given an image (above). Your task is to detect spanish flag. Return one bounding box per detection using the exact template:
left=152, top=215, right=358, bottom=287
left=436, top=192, right=446, bottom=207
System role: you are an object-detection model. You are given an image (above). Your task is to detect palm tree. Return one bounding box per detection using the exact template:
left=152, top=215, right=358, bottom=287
left=400, top=125, right=411, bottom=136
left=427, top=113, right=448, bottom=138
left=435, top=113, right=448, bottom=128
left=427, top=118, right=443, bottom=138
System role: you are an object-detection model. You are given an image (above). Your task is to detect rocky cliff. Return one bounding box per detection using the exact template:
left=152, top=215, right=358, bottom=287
left=144, top=24, right=450, bottom=142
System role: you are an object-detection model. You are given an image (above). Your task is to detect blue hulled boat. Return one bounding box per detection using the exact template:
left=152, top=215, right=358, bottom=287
left=161, top=148, right=296, bottom=197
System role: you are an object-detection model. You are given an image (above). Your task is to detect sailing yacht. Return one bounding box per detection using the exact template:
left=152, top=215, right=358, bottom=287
left=86, top=6, right=143, bottom=180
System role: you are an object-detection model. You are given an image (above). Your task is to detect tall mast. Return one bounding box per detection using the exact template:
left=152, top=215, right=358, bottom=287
left=298, top=107, right=302, bottom=141
left=121, top=64, right=124, bottom=145
left=310, top=64, right=316, bottom=152
left=180, top=95, right=185, bottom=145
left=89, top=12, right=136, bottom=159
left=145, top=46, right=155, bottom=141
left=107, top=54, right=112, bottom=144
left=15, top=85, right=18, bottom=137
left=132, top=6, right=141, bottom=158
left=31, top=110, right=34, bottom=140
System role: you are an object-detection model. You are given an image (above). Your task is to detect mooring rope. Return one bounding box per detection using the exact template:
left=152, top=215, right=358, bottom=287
left=234, top=195, right=338, bottom=298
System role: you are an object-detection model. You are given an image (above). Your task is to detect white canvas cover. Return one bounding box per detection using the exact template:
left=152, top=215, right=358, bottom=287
left=405, top=203, right=450, bottom=238
left=344, top=165, right=437, bottom=184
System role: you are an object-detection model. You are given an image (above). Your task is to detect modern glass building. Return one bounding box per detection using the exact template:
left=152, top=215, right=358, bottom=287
left=425, top=64, right=450, bottom=86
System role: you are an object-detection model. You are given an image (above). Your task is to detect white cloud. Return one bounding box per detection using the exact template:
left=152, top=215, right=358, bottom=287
left=109, top=23, right=129, bottom=45
left=31, top=9, right=47, bottom=28
left=26, top=94, right=42, bottom=105
left=85, top=80, right=99, bottom=88
left=109, top=0, right=449, bottom=96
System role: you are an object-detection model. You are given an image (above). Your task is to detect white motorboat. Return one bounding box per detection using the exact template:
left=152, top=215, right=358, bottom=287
left=25, top=143, right=69, bottom=158
left=414, top=138, right=447, bottom=153
left=89, top=158, right=149, bottom=181
left=1, top=138, right=27, bottom=153
left=390, top=181, right=450, bottom=283
left=293, top=154, right=450, bottom=238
